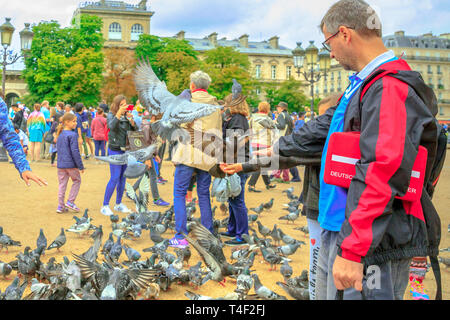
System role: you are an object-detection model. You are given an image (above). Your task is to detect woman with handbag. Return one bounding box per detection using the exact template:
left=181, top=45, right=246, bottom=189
left=27, top=103, right=47, bottom=162
left=100, top=95, right=138, bottom=216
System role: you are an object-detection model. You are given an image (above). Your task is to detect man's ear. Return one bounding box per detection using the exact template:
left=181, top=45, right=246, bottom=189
left=339, top=26, right=352, bottom=44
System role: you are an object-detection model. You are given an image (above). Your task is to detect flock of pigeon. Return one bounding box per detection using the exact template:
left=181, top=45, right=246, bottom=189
left=0, top=179, right=316, bottom=300
left=1, top=176, right=449, bottom=300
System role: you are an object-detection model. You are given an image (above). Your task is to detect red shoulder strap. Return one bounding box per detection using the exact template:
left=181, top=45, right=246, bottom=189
left=360, top=70, right=398, bottom=102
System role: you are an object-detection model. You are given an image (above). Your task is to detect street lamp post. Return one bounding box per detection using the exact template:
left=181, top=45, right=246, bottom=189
left=0, top=18, right=33, bottom=162
left=292, top=41, right=331, bottom=121
left=0, top=18, right=34, bottom=101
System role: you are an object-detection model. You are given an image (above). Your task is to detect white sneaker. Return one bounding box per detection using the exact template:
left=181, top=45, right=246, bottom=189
left=100, top=205, right=114, bottom=216
left=114, top=203, right=132, bottom=213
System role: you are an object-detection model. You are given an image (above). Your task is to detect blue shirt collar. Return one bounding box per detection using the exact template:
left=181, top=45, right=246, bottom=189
left=349, top=50, right=396, bottom=83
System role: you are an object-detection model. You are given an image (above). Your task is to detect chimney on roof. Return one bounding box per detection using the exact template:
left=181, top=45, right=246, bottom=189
left=208, top=32, right=218, bottom=47
left=423, top=32, right=433, bottom=38
left=394, top=30, right=405, bottom=37
left=439, top=33, right=450, bottom=39
left=176, top=31, right=185, bottom=41
left=269, top=36, right=279, bottom=49
left=239, top=34, right=249, bottom=48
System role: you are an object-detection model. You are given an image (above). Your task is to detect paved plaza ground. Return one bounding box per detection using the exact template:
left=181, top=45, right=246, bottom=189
left=0, top=154, right=449, bottom=300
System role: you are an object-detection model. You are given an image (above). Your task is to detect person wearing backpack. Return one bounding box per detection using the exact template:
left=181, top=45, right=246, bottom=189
left=223, top=0, right=443, bottom=300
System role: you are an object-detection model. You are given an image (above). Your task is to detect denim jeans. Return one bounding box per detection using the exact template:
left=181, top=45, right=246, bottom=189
left=173, top=164, right=213, bottom=239
left=103, top=148, right=127, bottom=206
left=316, top=229, right=411, bottom=300
left=227, top=173, right=249, bottom=240
left=94, top=140, right=106, bottom=157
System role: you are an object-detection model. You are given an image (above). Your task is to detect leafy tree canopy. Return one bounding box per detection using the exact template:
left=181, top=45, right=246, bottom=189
left=263, top=78, right=308, bottom=113
left=22, top=15, right=104, bottom=106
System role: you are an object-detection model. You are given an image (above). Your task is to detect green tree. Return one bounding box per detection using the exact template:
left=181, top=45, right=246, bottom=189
left=201, top=47, right=253, bottom=100
left=61, top=48, right=104, bottom=106
left=263, top=78, right=308, bottom=112
left=22, top=15, right=104, bottom=105
left=154, top=51, right=200, bottom=95
left=135, top=35, right=198, bottom=81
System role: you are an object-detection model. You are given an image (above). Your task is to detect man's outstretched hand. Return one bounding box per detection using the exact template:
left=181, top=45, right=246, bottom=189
left=252, top=147, right=273, bottom=157
left=220, top=163, right=243, bottom=175
left=22, top=171, right=48, bottom=187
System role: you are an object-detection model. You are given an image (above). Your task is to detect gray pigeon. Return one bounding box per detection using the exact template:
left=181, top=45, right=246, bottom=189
left=0, top=226, right=22, bottom=252
left=47, top=228, right=66, bottom=252
left=123, top=244, right=141, bottom=262
left=256, top=221, right=271, bottom=238
left=232, top=79, right=243, bottom=100
left=439, top=257, right=450, bottom=268
left=96, top=145, right=157, bottom=179
left=36, top=229, right=47, bottom=255
left=279, top=210, right=300, bottom=224
left=277, top=242, right=301, bottom=257
left=0, top=261, right=13, bottom=279
left=263, top=198, right=274, bottom=211
left=276, top=281, right=310, bottom=300
left=4, top=276, right=28, bottom=300
left=250, top=204, right=264, bottom=214
left=126, top=173, right=150, bottom=214
left=252, top=274, right=287, bottom=300
left=280, top=260, right=293, bottom=281
left=109, top=236, right=123, bottom=261
left=102, top=233, right=114, bottom=256
left=134, top=60, right=223, bottom=140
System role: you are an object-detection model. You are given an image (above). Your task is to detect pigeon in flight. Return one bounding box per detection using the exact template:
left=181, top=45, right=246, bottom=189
left=134, top=60, right=223, bottom=140
left=96, top=145, right=157, bottom=179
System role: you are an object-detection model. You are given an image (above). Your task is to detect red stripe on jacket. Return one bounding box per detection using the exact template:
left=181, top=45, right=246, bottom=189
left=340, top=77, right=410, bottom=263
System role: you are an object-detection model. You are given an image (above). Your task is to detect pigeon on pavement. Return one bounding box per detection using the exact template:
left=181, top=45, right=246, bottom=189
left=47, top=228, right=66, bottom=252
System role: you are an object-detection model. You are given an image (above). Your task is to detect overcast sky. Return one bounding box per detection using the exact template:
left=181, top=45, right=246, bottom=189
left=2, top=0, right=449, bottom=70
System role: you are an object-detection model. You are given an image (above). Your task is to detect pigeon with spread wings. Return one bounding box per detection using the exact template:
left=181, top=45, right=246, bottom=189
left=134, top=60, right=223, bottom=139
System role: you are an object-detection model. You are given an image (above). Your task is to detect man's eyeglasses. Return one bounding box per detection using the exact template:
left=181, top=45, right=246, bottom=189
left=322, top=27, right=355, bottom=52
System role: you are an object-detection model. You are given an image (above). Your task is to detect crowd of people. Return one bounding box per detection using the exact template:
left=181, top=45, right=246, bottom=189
left=0, top=0, right=446, bottom=301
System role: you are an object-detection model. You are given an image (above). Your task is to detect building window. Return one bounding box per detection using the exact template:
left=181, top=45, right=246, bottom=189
left=438, top=78, right=444, bottom=89
left=256, top=88, right=261, bottom=95
left=255, top=65, right=261, bottom=79
left=437, top=65, right=441, bottom=74
left=109, top=22, right=122, bottom=40
left=324, top=83, right=328, bottom=94
left=331, top=83, right=335, bottom=92
left=428, top=65, right=432, bottom=74
left=338, top=71, right=341, bottom=80
left=271, top=65, right=277, bottom=80
left=331, top=72, right=334, bottom=81
left=337, top=81, right=342, bottom=91
left=131, top=24, right=144, bottom=41
left=286, top=66, right=292, bottom=79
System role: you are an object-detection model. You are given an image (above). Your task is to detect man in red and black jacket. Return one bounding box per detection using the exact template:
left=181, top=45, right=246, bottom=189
left=280, top=0, right=441, bottom=300
left=222, top=0, right=441, bottom=300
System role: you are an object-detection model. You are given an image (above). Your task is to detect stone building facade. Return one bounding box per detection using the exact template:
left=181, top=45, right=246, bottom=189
left=316, top=31, right=450, bottom=121
left=72, top=0, right=154, bottom=49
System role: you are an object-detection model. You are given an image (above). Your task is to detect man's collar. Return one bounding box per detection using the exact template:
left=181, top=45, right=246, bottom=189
left=192, top=88, right=208, bottom=93
left=354, top=50, right=396, bottom=81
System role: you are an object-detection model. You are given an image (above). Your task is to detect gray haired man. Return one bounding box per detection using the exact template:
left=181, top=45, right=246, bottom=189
left=170, top=70, right=223, bottom=248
